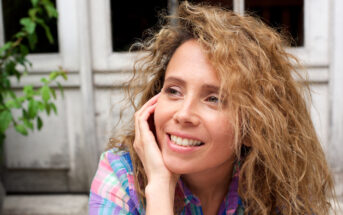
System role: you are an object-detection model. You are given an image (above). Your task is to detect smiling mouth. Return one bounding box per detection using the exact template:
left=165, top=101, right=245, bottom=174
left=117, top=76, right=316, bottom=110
left=168, top=134, right=204, bottom=147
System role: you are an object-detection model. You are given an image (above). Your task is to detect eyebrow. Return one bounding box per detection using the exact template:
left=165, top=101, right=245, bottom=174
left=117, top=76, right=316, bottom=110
left=164, top=76, right=186, bottom=85
left=164, top=76, right=220, bottom=92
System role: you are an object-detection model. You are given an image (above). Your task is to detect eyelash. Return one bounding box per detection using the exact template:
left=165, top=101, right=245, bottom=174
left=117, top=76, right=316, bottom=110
left=164, top=87, right=181, bottom=96
left=206, top=95, right=219, bottom=104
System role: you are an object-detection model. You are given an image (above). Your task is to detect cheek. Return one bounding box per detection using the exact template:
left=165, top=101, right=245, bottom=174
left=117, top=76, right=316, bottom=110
left=153, top=101, right=164, bottom=129
left=207, top=118, right=236, bottom=163
left=209, top=115, right=235, bottom=143
left=154, top=98, right=175, bottom=127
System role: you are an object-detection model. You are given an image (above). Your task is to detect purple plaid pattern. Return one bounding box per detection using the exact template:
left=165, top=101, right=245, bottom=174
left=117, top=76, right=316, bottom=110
left=89, top=149, right=244, bottom=214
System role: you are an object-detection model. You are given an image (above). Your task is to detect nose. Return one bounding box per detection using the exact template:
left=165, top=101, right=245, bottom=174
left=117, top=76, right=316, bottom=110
left=173, top=98, right=200, bottom=126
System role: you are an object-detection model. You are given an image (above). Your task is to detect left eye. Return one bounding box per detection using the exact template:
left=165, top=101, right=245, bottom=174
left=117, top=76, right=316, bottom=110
left=206, top=96, right=219, bottom=103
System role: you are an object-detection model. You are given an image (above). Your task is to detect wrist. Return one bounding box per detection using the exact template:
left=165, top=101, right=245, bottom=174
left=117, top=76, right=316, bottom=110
left=145, top=178, right=177, bottom=197
left=145, top=180, right=177, bottom=214
left=147, top=172, right=179, bottom=187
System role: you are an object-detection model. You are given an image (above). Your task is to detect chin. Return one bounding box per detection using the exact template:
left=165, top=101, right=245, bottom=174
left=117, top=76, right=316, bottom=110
left=162, top=155, right=198, bottom=175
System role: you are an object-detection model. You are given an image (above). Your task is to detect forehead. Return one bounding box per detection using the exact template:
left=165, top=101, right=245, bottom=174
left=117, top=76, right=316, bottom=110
left=165, top=40, right=219, bottom=86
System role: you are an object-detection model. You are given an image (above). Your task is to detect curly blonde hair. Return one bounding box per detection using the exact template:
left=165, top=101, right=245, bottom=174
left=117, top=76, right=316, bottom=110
left=108, top=2, right=336, bottom=214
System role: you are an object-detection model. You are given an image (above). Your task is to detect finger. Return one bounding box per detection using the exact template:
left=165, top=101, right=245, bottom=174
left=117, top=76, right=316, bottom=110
left=143, top=93, right=160, bottom=107
left=134, top=94, right=159, bottom=157
left=135, top=93, right=159, bottom=127
left=141, top=102, right=157, bottom=121
left=135, top=95, right=158, bottom=141
left=138, top=103, right=157, bottom=139
left=136, top=93, right=160, bottom=116
left=135, top=106, right=155, bottom=149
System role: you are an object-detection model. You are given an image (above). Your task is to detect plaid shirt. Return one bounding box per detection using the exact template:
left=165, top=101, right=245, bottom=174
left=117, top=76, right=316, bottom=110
left=89, top=149, right=244, bottom=215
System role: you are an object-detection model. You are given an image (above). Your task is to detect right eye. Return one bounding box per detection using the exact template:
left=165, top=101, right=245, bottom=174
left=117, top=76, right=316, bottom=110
left=164, top=87, right=181, bottom=96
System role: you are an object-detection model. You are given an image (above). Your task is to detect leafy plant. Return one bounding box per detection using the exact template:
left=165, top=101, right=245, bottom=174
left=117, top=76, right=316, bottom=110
left=0, top=0, right=66, bottom=148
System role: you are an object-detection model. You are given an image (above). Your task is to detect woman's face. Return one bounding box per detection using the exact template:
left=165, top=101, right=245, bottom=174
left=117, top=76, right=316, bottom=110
left=154, top=40, right=235, bottom=175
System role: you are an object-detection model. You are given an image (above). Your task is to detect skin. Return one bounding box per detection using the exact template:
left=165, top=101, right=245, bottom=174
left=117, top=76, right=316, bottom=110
left=134, top=40, right=236, bottom=215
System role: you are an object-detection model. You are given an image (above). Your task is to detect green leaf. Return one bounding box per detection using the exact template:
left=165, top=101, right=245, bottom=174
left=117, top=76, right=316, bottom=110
left=49, top=71, right=58, bottom=81
left=43, top=2, right=58, bottom=18
left=31, top=0, right=39, bottom=7
left=0, top=42, right=13, bottom=55
left=17, top=96, right=26, bottom=103
left=41, top=85, right=51, bottom=102
left=23, top=85, right=34, bottom=97
left=20, top=18, right=36, bottom=34
left=35, top=17, right=44, bottom=25
left=57, top=82, right=64, bottom=98
left=15, top=32, right=26, bottom=39
left=15, top=124, right=28, bottom=136
left=45, top=103, right=51, bottom=115
left=40, top=77, right=48, bottom=84
left=19, top=44, right=29, bottom=56
left=50, top=103, right=57, bottom=114
left=37, top=101, right=45, bottom=111
left=41, top=23, right=54, bottom=44
left=27, top=33, right=38, bottom=50
left=0, top=110, right=12, bottom=133
left=3, top=79, right=11, bottom=89
left=5, top=61, right=17, bottom=76
left=29, top=8, right=38, bottom=18
left=37, top=116, right=43, bottom=130
left=9, top=91, right=16, bottom=99
left=50, top=88, right=56, bottom=99
left=28, top=100, right=38, bottom=118
left=5, top=60, right=22, bottom=82
left=5, top=99, right=21, bottom=109
left=22, top=109, right=29, bottom=119
left=23, top=118, right=34, bottom=130
left=5, top=100, right=17, bottom=109
left=16, top=54, right=29, bottom=68
left=61, top=72, right=68, bottom=80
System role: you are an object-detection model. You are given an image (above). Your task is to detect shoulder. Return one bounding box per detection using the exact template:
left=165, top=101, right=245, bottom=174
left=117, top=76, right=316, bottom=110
left=89, top=149, right=142, bottom=214
left=101, top=149, right=133, bottom=177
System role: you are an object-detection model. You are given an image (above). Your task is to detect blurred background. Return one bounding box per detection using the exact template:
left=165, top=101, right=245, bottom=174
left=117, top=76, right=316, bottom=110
left=0, top=0, right=342, bottom=214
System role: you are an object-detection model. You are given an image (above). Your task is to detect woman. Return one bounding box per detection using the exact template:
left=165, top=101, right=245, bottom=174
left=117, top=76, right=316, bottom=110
left=89, top=2, right=336, bottom=214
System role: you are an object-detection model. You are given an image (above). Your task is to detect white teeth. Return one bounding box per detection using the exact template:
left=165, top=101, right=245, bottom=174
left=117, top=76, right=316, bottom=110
left=170, top=135, right=202, bottom=147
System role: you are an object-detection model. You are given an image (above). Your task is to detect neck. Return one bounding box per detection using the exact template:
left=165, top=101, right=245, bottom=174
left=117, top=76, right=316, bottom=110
left=182, top=159, right=234, bottom=204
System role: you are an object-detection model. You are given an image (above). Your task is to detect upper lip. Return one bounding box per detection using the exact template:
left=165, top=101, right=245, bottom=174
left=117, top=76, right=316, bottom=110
left=167, top=131, right=204, bottom=143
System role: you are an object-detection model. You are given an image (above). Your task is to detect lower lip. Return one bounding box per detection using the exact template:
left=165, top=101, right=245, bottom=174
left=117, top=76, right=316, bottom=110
left=167, top=135, right=203, bottom=153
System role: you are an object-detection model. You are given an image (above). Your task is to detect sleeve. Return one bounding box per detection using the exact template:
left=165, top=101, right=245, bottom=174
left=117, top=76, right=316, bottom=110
left=88, top=151, right=133, bottom=215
